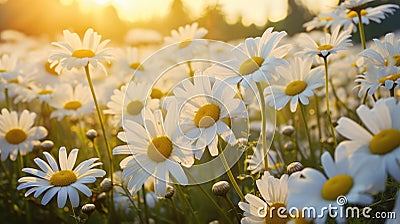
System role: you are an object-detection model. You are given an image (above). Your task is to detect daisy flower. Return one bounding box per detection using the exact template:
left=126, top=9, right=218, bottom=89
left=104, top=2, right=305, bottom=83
left=238, top=171, right=291, bottom=224
left=246, top=147, right=284, bottom=175
left=341, top=0, right=374, bottom=10
left=206, top=27, right=290, bottom=87
left=359, top=32, right=400, bottom=69
left=300, top=26, right=352, bottom=58
left=303, top=10, right=341, bottom=32
left=48, top=28, right=113, bottom=73
left=164, top=22, right=208, bottom=53
left=113, top=108, right=194, bottom=197
left=0, top=54, right=20, bottom=82
left=17, top=146, right=106, bottom=208
left=355, top=64, right=400, bottom=97
left=48, top=83, right=94, bottom=121
left=338, top=4, right=399, bottom=32
left=288, top=152, right=383, bottom=223
left=335, top=97, right=400, bottom=184
left=264, top=57, right=324, bottom=112
left=0, top=109, right=47, bottom=161
left=104, top=83, right=160, bottom=127
left=167, top=75, right=247, bottom=159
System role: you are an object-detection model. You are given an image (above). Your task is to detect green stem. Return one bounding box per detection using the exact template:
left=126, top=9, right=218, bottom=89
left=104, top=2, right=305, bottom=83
left=0, top=160, right=9, bottom=179
left=141, top=186, right=150, bottom=224
left=120, top=185, right=144, bottom=224
left=300, top=104, right=315, bottom=162
left=83, top=65, right=115, bottom=221
left=187, top=172, right=234, bottom=224
left=18, top=153, right=32, bottom=224
left=169, top=198, right=181, bottom=224
left=256, top=82, right=269, bottom=172
left=218, top=144, right=245, bottom=201
left=223, top=196, right=241, bottom=223
left=329, top=79, right=354, bottom=116
left=356, top=11, right=366, bottom=50
left=323, top=57, right=338, bottom=148
left=314, top=94, right=322, bottom=142
left=175, top=185, right=200, bottom=224
left=70, top=204, right=78, bottom=224
left=4, top=87, right=10, bottom=110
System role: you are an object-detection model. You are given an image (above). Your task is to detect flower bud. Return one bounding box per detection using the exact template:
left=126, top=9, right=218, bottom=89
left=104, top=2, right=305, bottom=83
left=86, top=129, right=98, bottom=141
left=212, top=181, right=230, bottom=196
left=283, top=141, right=294, bottom=151
left=287, top=161, right=304, bottom=175
left=81, top=203, right=96, bottom=214
left=281, top=125, right=295, bottom=137
left=41, top=140, right=54, bottom=152
left=100, top=178, right=113, bottom=192
left=165, top=185, right=175, bottom=199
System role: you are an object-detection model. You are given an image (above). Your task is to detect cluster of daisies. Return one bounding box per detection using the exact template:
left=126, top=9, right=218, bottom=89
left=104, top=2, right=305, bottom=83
left=0, top=0, right=399, bottom=223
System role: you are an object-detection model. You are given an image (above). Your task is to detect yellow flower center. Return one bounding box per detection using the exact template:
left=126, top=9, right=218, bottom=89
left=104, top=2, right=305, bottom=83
left=178, top=39, right=192, bottom=49
left=321, top=174, right=353, bottom=201
left=45, top=61, right=59, bottom=76
left=5, top=128, right=27, bottom=145
left=285, top=80, right=307, bottom=96
left=9, top=78, right=19, bottom=83
left=71, top=49, right=95, bottom=58
left=369, top=128, right=400, bottom=155
left=194, top=103, right=220, bottom=128
left=378, top=73, right=400, bottom=84
left=38, top=89, right=53, bottom=95
left=317, top=44, right=333, bottom=51
left=239, top=56, right=265, bottom=76
left=150, top=88, right=163, bottom=99
left=126, top=100, right=144, bottom=116
left=264, top=202, right=290, bottom=224
left=346, top=9, right=368, bottom=18
left=50, top=170, right=78, bottom=186
left=147, top=136, right=173, bottom=162
left=392, top=54, right=400, bottom=67
left=63, top=100, right=82, bottom=110
left=318, top=17, right=333, bottom=22
left=129, top=62, right=144, bottom=71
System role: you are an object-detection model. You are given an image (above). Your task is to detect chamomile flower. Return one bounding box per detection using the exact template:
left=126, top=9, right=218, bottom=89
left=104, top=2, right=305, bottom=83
left=264, top=57, right=324, bottom=112
left=246, top=147, right=283, bottom=175
left=48, top=83, right=93, bottom=121
left=303, top=11, right=341, bottom=32
left=17, top=146, right=106, bottom=208
left=168, top=75, right=247, bottom=159
left=341, top=0, right=374, bottom=10
left=238, top=171, right=290, bottom=224
left=0, top=54, right=20, bottom=83
left=338, top=4, right=399, bottom=32
left=359, top=32, right=400, bottom=69
left=49, top=28, right=112, bottom=73
left=335, top=97, right=400, bottom=183
left=113, top=108, right=194, bottom=197
left=288, top=152, right=383, bottom=223
left=355, top=64, right=400, bottom=97
left=164, top=23, right=208, bottom=50
left=206, top=27, right=290, bottom=87
left=0, top=109, right=47, bottom=161
left=104, top=83, right=160, bottom=127
left=300, top=26, right=352, bottom=58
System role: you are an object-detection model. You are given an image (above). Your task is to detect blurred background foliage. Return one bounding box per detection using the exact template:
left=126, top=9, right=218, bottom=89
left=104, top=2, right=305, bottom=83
left=0, top=0, right=399, bottom=43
